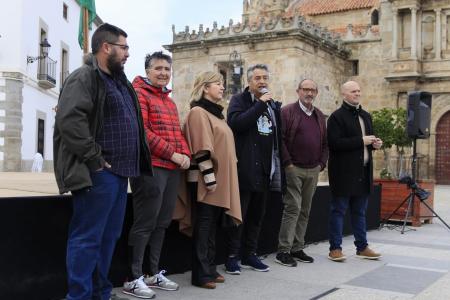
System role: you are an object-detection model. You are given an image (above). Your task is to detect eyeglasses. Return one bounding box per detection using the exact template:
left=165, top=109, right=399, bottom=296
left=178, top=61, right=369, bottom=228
left=300, top=88, right=317, bottom=94
left=107, top=42, right=129, bottom=51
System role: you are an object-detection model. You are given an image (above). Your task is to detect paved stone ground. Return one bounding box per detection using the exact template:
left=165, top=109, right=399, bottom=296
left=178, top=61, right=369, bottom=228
left=114, top=185, right=450, bottom=300
left=0, top=172, right=131, bottom=196
left=0, top=172, right=59, bottom=196
left=1, top=173, right=448, bottom=299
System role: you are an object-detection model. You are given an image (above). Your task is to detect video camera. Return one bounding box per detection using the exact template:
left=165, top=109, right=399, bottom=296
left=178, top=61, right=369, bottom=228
left=398, top=176, right=430, bottom=201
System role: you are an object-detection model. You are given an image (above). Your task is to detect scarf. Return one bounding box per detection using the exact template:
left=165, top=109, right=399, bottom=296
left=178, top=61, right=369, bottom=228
left=190, top=98, right=224, bottom=119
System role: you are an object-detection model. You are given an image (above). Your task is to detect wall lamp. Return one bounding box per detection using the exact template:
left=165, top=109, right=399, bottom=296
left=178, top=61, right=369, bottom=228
left=27, top=38, right=51, bottom=64
left=229, top=50, right=242, bottom=76
left=228, top=50, right=243, bottom=95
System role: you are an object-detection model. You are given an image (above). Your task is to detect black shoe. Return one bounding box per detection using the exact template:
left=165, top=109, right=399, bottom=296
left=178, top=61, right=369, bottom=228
left=291, top=250, right=314, bottom=263
left=225, top=256, right=241, bottom=274
left=275, top=252, right=297, bottom=267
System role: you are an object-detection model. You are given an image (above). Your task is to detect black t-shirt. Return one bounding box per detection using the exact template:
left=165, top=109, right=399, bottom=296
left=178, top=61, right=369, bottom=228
left=256, top=107, right=274, bottom=175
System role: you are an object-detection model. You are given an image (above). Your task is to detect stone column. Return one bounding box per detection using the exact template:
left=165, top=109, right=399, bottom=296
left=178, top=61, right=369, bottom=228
left=445, top=12, right=449, bottom=51
left=417, top=10, right=422, bottom=58
left=410, top=7, right=417, bottom=59
left=435, top=8, right=442, bottom=60
left=392, top=8, right=398, bottom=59
left=1, top=72, right=23, bottom=171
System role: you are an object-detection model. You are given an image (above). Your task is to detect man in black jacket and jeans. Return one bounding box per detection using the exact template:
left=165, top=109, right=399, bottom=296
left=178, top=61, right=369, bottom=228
left=54, top=24, right=152, bottom=300
left=327, top=80, right=382, bottom=262
left=226, top=64, right=283, bottom=274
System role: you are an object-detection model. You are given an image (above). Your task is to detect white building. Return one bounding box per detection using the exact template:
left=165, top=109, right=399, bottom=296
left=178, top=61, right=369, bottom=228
left=0, top=0, right=101, bottom=171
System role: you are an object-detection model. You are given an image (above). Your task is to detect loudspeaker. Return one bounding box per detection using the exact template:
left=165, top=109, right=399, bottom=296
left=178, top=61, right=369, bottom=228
left=407, top=91, right=432, bottom=139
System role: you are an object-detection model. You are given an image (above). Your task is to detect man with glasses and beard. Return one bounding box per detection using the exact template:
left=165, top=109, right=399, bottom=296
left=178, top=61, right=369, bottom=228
left=54, top=23, right=152, bottom=300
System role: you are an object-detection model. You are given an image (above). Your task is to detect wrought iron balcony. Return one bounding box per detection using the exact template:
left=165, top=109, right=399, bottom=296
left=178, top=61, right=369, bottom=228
left=37, top=57, right=57, bottom=89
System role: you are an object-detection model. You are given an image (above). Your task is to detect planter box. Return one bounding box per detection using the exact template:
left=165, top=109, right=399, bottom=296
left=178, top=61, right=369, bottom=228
left=374, top=179, right=435, bottom=227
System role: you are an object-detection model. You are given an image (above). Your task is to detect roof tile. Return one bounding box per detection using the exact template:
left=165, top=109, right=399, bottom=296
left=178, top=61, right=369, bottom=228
left=287, top=0, right=380, bottom=16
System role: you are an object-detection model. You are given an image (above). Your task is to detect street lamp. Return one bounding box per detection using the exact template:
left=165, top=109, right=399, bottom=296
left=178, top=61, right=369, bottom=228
left=27, top=39, right=51, bottom=64
left=229, top=50, right=243, bottom=95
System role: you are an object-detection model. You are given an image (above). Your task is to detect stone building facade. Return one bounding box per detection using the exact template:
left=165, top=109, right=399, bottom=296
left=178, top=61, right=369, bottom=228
left=0, top=72, right=24, bottom=171
left=165, top=0, right=450, bottom=184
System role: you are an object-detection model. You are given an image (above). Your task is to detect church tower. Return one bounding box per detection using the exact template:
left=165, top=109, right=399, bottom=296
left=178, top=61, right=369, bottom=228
left=242, top=0, right=291, bottom=23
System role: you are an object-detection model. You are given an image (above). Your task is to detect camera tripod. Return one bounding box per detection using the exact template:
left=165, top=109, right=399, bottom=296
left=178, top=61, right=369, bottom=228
left=379, top=139, right=450, bottom=234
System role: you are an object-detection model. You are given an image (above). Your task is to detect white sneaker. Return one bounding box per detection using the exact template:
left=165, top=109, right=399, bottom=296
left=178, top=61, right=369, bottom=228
left=123, top=275, right=156, bottom=299
left=144, top=270, right=179, bottom=291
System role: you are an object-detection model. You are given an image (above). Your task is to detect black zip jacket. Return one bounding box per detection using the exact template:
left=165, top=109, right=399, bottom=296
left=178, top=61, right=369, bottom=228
left=327, top=102, right=374, bottom=197
left=227, top=87, right=285, bottom=193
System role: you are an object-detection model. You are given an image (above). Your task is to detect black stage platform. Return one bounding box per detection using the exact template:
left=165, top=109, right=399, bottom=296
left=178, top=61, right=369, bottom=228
left=0, top=185, right=380, bottom=299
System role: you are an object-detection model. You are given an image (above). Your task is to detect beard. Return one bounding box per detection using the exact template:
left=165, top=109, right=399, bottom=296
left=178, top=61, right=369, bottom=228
left=106, top=50, right=124, bottom=75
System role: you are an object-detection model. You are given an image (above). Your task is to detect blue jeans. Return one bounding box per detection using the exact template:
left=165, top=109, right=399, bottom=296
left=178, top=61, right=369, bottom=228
left=66, top=170, right=128, bottom=300
left=329, top=195, right=369, bottom=252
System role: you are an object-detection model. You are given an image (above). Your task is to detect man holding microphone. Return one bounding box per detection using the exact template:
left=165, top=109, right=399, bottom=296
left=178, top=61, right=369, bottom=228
left=225, top=64, right=284, bottom=274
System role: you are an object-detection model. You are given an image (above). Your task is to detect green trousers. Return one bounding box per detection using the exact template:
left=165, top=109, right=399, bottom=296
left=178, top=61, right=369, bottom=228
left=278, top=165, right=320, bottom=253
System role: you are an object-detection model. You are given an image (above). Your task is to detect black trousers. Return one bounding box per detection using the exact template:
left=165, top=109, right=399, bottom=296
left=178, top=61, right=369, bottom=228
left=191, top=201, right=223, bottom=286
left=128, top=168, right=180, bottom=277
left=226, top=190, right=268, bottom=257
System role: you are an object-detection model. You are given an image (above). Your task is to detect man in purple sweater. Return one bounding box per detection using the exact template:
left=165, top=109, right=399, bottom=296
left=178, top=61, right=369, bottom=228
left=275, top=79, right=328, bottom=267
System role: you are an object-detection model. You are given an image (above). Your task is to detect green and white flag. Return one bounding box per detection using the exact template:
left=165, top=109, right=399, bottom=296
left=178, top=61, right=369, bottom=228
left=78, top=0, right=97, bottom=50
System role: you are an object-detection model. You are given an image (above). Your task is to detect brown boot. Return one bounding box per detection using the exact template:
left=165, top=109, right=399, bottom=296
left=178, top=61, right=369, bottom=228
left=356, top=247, right=381, bottom=260
left=214, top=274, right=225, bottom=283
left=328, top=249, right=346, bottom=262
left=200, top=281, right=216, bottom=289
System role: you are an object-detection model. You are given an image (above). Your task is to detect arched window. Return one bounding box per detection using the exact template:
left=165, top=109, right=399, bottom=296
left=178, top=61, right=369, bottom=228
left=371, top=9, right=379, bottom=25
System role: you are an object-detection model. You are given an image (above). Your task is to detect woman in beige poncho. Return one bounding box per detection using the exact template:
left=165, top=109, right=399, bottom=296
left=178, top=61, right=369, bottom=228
left=183, top=71, right=242, bottom=289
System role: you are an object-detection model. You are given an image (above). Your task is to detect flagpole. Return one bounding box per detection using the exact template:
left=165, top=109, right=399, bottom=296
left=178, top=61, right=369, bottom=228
left=83, top=7, right=89, bottom=54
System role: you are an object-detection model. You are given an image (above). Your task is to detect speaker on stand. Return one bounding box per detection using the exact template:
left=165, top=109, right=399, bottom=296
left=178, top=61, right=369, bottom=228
left=407, top=91, right=431, bottom=139
left=380, top=91, right=450, bottom=233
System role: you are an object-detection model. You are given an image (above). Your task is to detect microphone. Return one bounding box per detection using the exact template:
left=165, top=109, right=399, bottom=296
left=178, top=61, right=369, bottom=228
left=259, top=87, right=274, bottom=106
left=259, top=87, right=269, bottom=95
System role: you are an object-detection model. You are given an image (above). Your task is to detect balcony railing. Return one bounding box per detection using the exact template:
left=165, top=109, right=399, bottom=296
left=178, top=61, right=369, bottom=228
left=38, top=57, right=57, bottom=89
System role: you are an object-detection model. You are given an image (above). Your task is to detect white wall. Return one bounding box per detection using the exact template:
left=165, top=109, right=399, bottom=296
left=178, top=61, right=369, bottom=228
left=19, top=0, right=88, bottom=166
left=21, top=0, right=87, bottom=90
left=0, top=0, right=24, bottom=73
left=21, top=84, right=55, bottom=161
left=1, top=0, right=93, bottom=87
left=0, top=0, right=100, bottom=169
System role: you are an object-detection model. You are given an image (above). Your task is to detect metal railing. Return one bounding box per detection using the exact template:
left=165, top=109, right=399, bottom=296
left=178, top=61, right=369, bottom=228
left=38, top=57, right=57, bottom=86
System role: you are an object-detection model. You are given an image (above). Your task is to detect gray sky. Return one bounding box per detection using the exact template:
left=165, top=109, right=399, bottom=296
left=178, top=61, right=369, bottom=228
left=95, top=0, right=242, bottom=79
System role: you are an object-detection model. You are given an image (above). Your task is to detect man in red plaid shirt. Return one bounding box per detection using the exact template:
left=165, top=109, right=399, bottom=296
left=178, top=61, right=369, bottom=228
left=124, top=52, right=190, bottom=298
